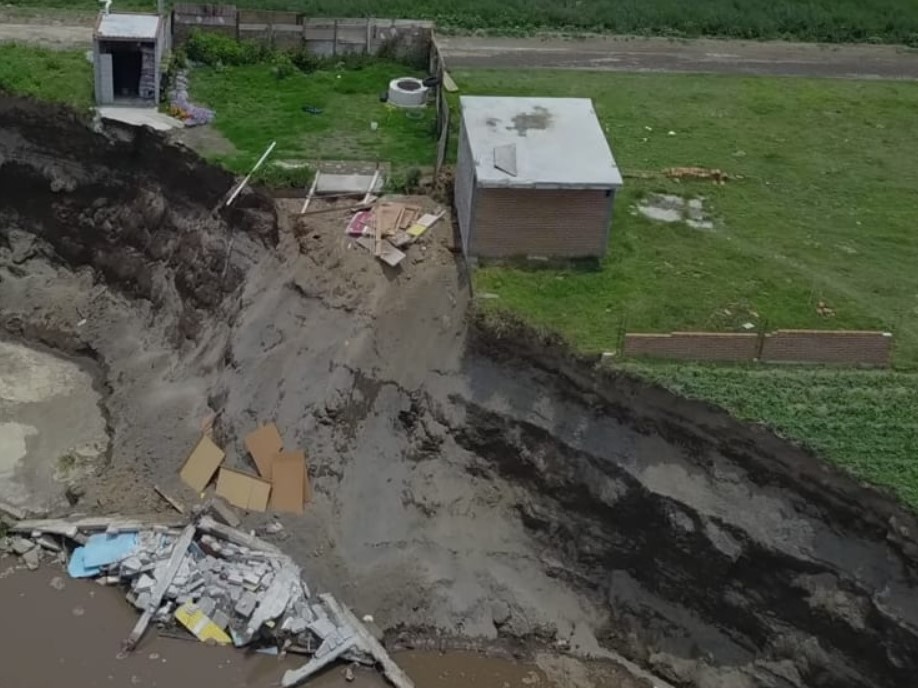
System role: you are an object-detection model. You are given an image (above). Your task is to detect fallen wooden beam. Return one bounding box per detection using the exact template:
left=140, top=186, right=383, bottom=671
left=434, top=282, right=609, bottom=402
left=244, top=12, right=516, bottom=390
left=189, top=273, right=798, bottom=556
left=300, top=202, right=373, bottom=217
left=299, top=171, right=320, bottom=214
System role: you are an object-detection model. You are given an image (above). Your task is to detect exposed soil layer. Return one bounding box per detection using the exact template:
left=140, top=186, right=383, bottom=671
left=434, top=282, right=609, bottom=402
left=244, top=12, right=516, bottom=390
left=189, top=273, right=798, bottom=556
left=2, top=96, right=917, bottom=688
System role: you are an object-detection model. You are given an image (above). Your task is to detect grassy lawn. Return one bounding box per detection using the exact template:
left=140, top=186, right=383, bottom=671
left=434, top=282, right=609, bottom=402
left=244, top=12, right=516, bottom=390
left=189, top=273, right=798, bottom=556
left=190, top=61, right=437, bottom=174
left=460, top=69, right=918, bottom=509
left=624, top=361, right=918, bottom=509
left=0, top=44, right=92, bottom=109
left=457, top=70, right=918, bottom=365
left=5, top=0, right=918, bottom=44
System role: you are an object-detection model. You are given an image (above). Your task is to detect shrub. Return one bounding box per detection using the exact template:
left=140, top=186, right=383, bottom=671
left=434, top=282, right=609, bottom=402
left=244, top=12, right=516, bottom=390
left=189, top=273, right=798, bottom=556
left=185, top=31, right=271, bottom=67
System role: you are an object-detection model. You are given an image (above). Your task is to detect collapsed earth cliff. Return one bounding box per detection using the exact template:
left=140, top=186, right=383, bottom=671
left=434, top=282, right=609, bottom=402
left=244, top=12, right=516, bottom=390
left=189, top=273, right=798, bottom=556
left=1, top=95, right=917, bottom=688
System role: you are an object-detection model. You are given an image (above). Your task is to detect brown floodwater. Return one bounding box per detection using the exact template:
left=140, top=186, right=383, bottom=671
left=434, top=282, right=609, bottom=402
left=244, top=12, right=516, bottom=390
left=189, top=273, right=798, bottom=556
left=0, top=556, right=557, bottom=688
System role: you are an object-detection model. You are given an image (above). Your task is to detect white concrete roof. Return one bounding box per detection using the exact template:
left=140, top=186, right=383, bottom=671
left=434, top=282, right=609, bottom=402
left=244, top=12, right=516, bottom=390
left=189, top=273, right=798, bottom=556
left=96, top=13, right=160, bottom=40
left=460, top=96, right=622, bottom=189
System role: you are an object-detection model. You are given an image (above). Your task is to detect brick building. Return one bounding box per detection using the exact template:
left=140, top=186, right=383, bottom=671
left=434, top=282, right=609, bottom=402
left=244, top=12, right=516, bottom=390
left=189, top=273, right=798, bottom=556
left=455, top=96, right=622, bottom=258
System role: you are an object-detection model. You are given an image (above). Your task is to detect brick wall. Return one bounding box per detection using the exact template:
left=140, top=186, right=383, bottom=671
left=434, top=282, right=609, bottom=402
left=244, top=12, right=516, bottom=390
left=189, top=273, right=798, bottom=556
left=622, top=329, right=893, bottom=366
left=761, top=330, right=893, bottom=366
left=623, top=333, right=759, bottom=362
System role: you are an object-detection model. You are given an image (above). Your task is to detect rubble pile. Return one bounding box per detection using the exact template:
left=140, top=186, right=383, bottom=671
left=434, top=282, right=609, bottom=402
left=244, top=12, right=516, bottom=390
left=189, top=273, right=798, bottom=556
left=1, top=512, right=412, bottom=688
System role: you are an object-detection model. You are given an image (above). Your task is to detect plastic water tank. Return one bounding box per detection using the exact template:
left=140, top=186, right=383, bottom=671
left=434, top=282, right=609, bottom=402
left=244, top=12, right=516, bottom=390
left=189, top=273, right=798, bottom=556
left=388, top=77, right=429, bottom=108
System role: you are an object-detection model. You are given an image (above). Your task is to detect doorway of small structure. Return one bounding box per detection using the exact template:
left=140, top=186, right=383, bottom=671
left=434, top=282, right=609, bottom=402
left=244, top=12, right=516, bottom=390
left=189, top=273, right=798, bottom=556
left=110, top=46, right=141, bottom=99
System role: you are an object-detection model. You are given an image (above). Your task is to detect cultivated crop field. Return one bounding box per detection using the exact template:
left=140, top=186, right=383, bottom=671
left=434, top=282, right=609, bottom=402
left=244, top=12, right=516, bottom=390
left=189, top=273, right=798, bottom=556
left=626, top=362, right=918, bottom=509
left=5, top=0, right=918, bottom=44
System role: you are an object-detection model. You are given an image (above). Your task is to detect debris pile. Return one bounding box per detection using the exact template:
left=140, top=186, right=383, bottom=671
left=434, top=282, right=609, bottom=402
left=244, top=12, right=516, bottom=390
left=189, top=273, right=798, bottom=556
left=1, top=512, right=413, bottom=688
left=167, top=71, right=215, bottom=127
left=347, top=201, right=445, bottom=268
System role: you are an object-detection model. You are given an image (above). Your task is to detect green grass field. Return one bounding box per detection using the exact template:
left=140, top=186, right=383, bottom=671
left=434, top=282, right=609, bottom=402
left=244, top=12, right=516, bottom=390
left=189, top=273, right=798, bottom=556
left=6, top=0, right=918, bottom=44
left=0, top=44, right=92, bottom=108
left=625, top=362, right=918, bottom=508
left=458, top=70, right=918, bottom=365
left=190, top=61, right=437, bottom=173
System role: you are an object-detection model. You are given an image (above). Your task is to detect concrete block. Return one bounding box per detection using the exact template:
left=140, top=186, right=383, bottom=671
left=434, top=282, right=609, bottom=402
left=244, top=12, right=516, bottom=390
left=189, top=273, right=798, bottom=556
left=134, top=574, right=156, bottom=592
left=197, top=596, right=217, bottom=617
left=136, top=592, right=152, bottom=609
left=22, top=547, right=41, bottom=570
left=235, top=590, right=258, bottom=618
left=211, top=609, right=230, bottom=630
left=10, top=537, right=35, bottom=556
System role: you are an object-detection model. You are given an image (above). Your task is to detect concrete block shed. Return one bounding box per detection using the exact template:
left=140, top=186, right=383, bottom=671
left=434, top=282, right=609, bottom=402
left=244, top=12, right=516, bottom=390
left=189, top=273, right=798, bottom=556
left=455, top=96, right=622, bottom=258
left=93, top=12, right=171, bottom=106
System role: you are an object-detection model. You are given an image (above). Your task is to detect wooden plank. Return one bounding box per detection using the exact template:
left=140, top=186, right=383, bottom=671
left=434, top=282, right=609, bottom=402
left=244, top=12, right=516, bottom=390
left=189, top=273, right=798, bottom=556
left=354, top=236, right=406, bottom=267
left=179, top=434, right=225, bottom=493
left=299, top=172, right=319, bottom=214
left=361, top=169, right=381, bottom=205
left=215, top=468, right=271, bottom=512
left=270, top=451, right=306, bottom=514
left=244, top=423, right=283, bottom=479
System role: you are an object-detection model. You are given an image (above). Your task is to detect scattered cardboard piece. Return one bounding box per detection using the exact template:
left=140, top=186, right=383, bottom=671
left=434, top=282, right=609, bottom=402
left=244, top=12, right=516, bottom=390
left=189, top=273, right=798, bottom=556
left=375, top=203, right=403, bottom=236
left=179, top=435, right=226, bottom=493
left=244, top=424, right=283, bottom=479
left=216, top=468, right=271, bottom=512
left=270, top=451, right=306, bottom=515
left=407, top=212, right=444, bottom=239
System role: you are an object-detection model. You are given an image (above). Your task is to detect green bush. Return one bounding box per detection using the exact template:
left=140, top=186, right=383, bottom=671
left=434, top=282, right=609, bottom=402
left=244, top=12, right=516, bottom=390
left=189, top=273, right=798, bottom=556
left=251, top=163, right=314, bottom=188
left=185, top=30, right=272, bottom=67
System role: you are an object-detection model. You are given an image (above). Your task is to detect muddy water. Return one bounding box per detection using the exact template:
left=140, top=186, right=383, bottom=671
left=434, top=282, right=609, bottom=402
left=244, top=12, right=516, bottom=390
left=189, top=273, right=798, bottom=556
left=0, top=558, right=556, bottom=688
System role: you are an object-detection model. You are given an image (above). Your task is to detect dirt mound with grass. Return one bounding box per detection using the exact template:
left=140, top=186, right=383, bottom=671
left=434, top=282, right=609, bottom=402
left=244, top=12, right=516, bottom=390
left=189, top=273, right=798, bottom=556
left=1, top=95, right=917, bottom=688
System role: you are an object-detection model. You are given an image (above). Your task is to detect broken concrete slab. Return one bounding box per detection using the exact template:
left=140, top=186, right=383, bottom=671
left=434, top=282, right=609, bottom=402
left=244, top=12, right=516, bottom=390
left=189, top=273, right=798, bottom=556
left=206, top=497, right=241, bottom=528
left=315, top=173, right=384, bottom=196
left=22, top=547, right=41, bottom=570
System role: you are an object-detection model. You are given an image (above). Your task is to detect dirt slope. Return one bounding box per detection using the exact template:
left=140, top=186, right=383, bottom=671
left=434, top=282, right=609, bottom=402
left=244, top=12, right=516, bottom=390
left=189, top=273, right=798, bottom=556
left=1, top=96, right=917, bottom=688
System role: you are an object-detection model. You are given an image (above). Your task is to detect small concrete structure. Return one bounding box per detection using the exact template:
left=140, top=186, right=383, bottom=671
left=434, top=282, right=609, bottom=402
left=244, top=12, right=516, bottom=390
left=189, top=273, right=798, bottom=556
left=455, top=96, right=622, bottom=258
left=93, top=11, right=171, bottom=106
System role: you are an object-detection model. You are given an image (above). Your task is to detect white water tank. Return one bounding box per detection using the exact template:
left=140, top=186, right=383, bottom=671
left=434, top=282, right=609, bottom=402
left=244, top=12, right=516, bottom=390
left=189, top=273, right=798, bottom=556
left=388, top=77, right=429, bottom=108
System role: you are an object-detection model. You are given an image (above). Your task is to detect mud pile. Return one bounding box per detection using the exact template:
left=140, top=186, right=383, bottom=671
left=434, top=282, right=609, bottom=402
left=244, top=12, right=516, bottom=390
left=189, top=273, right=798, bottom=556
left=1, top=96, right=917, bottom=688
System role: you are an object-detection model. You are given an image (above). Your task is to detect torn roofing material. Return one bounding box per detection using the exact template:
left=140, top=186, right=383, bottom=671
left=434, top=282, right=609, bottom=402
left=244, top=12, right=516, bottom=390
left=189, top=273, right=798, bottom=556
left=460, top=96, right=623, bottom=190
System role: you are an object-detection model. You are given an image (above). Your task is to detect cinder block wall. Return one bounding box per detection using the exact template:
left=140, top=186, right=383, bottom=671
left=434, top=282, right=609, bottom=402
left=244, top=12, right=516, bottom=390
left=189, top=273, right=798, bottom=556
left=761, top=330, right=893, bottom=365
left=623, top=333, right=759, bottom=362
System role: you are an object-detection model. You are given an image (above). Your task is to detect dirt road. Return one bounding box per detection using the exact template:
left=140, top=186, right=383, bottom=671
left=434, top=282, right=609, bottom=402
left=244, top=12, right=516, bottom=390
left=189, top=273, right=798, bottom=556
left=436, top=35, right=918, bottom=80
left=0, top=22, right=91, bottom=49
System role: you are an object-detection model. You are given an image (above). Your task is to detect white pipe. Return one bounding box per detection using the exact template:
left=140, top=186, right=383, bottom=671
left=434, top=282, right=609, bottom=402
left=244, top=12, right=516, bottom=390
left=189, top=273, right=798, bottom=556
left=225, top=141, right=277, bottom=208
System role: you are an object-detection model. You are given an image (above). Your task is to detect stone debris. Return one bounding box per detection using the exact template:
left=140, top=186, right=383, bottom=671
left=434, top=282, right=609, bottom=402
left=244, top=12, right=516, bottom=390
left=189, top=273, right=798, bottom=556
left=6, top=513, right=412, bottom=688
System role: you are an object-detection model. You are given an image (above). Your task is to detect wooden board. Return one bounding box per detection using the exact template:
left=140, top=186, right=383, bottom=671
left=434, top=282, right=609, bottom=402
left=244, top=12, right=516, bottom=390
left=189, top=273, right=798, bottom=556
left=270, top=451, right=306, bottom=514
left=179, top=435, right=225, bottom=493
left=374, top=202, right=403, bottom=236
left=215, top=468, right=271, bottom=512
left=355, top=236, right=406, bottom=267
left=244, top=424, right=283, bottom=479
left=398, top=205, right=422, bottom=230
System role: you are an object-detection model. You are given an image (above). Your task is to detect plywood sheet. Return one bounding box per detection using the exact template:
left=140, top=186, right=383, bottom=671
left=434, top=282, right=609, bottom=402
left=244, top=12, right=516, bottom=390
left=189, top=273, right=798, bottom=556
left=270, top=451, right=306, bottom=514
left=215, top=468, right=271, bottom=512
left=375, top=202, right=403, bottom=236
left=355, top=236, right=406, bottom=267
left=244, top=423, right=283, bottom=479
left=179, top=435, right=225, bottom=493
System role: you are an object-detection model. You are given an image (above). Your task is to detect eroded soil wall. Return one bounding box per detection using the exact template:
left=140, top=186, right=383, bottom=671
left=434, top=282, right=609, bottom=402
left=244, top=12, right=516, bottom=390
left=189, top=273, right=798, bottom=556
left=1, top=96, right=917, bottom=688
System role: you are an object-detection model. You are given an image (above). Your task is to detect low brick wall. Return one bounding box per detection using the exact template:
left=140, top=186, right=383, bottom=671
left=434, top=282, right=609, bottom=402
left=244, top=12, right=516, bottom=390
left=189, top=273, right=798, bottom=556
left=622, top=329, right=893, bottom=366
left=623, top=333, right=759, bottom=362
left=761, top=330, right=893, bottom=366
